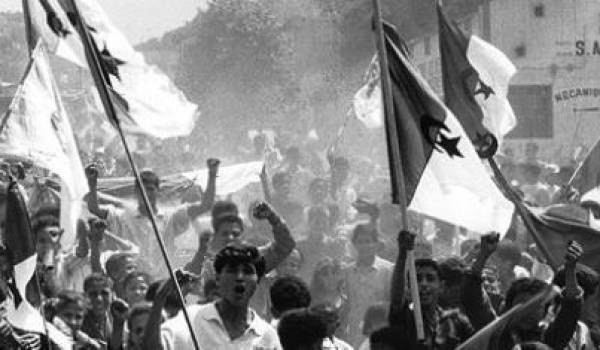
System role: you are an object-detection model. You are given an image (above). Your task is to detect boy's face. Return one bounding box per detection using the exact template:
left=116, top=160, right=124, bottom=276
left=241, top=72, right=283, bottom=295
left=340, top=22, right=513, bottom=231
left=128, top=313, right=149, bottom=350
left=36, top=226, right=63, bottom=266
left=213, top=222, right=243, bottom=251
left=58, top=303, right=86, bottom=332
left=416, top=265, right=441, bottom=308
left=86, top=282, right=113, bottom=316
left=276, top=250, right=302, bottom=277
left=216, top=263, right=258, bottom=307
left=124, top=276, right=149, bottom=305
left=113, top=257, right=138, bottom=282
left=353, top=232, right=379, bottom=259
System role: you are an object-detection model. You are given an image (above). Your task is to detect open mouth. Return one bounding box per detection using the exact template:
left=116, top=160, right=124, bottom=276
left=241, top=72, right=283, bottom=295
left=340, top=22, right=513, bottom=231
left=234, top=285, right=245, bottom=294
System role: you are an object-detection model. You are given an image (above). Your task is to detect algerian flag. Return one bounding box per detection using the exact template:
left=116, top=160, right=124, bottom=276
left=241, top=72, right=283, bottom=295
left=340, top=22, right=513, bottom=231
left=437, top=2, right=517, bottom=157
left=383, top=23, right=514, bottom=234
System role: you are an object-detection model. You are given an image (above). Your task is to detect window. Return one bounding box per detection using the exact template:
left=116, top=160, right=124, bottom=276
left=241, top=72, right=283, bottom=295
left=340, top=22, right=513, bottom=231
left=506, top=85, right=553, bottom=139
left=533, top=4, right=545, bottom=18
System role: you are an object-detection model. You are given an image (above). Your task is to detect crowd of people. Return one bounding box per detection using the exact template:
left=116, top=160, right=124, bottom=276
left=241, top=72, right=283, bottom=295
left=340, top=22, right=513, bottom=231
left=0, top=135, right=598, bottom=350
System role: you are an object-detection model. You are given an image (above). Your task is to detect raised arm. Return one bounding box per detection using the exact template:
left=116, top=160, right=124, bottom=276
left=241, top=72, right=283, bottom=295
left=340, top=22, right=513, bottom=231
left=143, top=280, right=174, bottom=350
left=545, top=240, right=584, bottom=349
left=184, top=231, right=211, bottom=275
left=461, top=232, right=499, bottom=330
left=254, top=202, right=295, bottom=272
left=88, top=218, right=107, bottom=274
left=84, top=164, right=108, bottom=219
left=388, top=230, right=414, bottom=326
left=187, top=159, right=219, bottom=219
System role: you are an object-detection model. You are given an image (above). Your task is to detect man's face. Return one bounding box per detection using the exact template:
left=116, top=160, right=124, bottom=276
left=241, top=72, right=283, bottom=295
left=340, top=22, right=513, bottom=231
left=86, top=282, right=112, bottom=316
left=58, top=303, right=85, bottom=332
left=36, top=226, right=62, bottom=266
left=216, top=263, right=258, bottom=307
left=128, top=313, right=149, bottom=350
left=276, top=250, right=302, bottom=277
left=136, top=182, right=158, bottom=208
left=213, top=222, right=243, bottom=251
left=353, top=232, right=379, bottom=259
left=416, top=266, right=441, bottom=307
left=308, top=182, right=328, bottom=204
left=112, top=257, right=138, bottom=282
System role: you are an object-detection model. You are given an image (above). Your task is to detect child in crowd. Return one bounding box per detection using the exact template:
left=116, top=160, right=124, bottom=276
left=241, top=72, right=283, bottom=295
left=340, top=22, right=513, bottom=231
left=53, top=290, right=102, bottom=349
left=120, top=271, right=152, bottom=306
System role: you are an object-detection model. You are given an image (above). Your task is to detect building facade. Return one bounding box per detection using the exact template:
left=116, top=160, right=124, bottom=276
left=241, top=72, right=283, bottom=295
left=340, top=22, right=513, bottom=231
left=410, top=0, right=600, bottom=165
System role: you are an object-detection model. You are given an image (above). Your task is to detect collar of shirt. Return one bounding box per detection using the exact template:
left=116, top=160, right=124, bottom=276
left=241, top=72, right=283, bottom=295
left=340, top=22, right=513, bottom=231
left=134, top=209, right=165, bottom=219
left=202, top=303, right=269, bottom=337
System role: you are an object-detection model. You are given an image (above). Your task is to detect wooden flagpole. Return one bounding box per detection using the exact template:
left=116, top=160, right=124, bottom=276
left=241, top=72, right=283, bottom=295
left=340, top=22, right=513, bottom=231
left=63, top=1, right=200, bottom=349
left=372, top=0, right=425, bottom=340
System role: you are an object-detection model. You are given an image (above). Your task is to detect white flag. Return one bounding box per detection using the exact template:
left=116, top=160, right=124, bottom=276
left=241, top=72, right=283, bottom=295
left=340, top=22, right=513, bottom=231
left=0, top=44, right=88, bottom=215
left=24, top=0, right=198, bottom=139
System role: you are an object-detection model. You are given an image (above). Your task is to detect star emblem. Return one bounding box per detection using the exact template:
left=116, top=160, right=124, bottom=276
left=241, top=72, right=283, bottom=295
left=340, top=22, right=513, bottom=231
left=420, top=114, right=464, bottom=158
left=474, top=80, right=495, bottom=100
left=100, top=47, right=126, bottom=82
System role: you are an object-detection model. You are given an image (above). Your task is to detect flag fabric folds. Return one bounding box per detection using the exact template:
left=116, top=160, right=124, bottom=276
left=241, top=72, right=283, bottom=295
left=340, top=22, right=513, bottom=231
left=569, top=138, right=600, bottom=196
left=456, top=285, right=558, bottom=350
left=437, top=3, right=517, bottom=156
left=0, top=44, right=88, bottom=208
left=24, top=0, right=198, bottom=139
left=382, top=24, right=514, bottom=234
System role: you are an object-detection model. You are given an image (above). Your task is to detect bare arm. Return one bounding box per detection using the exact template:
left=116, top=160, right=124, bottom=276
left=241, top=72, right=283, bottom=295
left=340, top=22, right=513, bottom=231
left=184, top=231, right=211, bottom=275
left=187, top=159, right=219, bottom=220
left=85, top=164, right=108, bottom=219
left=143, top=281, right=173, bottom=350
left=461, top=232, right=499, bottom=330
left=255, top=202, right=295, bottom=272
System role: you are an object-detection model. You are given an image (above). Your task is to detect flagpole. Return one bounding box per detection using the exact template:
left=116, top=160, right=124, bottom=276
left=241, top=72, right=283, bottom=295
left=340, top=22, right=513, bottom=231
left=488, top=158, right=559, bottom=270
left=63, top=1, right=201, bottom=349
left=372, top=0, right=425, bottom=341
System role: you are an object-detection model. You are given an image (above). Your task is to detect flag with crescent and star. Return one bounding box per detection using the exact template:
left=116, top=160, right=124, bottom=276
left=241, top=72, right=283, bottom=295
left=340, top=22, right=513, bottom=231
left=382, top=23, right=514, bottom=234
left=22, top=0, right=198, bottom=139
left=437, top=2, right=517, bottom=158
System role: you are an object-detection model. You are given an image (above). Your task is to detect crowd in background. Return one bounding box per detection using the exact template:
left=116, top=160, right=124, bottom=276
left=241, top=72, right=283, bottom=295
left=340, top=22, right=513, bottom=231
left=0, top=131, right=597, bottom=350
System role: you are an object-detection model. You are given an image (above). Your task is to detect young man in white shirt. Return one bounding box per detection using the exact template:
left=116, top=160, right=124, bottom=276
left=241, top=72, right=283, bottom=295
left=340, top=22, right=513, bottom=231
left=144, top=243, right=281, bottom=350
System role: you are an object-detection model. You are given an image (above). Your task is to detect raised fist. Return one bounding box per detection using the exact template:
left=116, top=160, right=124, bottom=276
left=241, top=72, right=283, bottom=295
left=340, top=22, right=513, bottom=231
left=85, top=164, right=99, bottom=187
left=565, top=240, right=582, bottom=267
left=480, top=232, right=500, bottom=258
left=253, top=201, right=275, bottom=220
left=207, top=158, right=220, bottom=174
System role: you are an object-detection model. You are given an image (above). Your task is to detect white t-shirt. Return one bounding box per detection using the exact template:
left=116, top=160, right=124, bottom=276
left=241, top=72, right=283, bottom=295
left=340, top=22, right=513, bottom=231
left=161, top=303, right=281, bottom=350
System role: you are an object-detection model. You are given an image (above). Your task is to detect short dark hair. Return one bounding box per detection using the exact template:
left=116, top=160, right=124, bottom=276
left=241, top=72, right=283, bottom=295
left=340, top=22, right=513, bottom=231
left=415, top=258, right=441, bottom=279
left=211, top=200, right=239, bottom=230
left=277, top=308, right=328, bottom=350
left=104, top=252, right=136, bottom=278
left=213, top=214, right=244, bottom=233
left=504, top=278, right=548, bottom=310
left=56, top=290, right=88, bottom=311
left=137, top=170, right=160, bottom=189
left=83, top=273, right=113, bottom=293
left=309, top=304, right=340, bottom=337
left=438, top=256, right=466, bottom=286
left=270, top=276, right=311, bottom=317
left=120, top=271, right=152, bottom=293
left=370, top=326, right=407, bottom=348
left=31, top=207, right=60, bottom=236
left=146, top=280, right=182, bottom=309
left=553, top=263, right=599, bottom=299
left=213, top=244, right=266, bottom=279
left=351, top=223, right=378, bottom=243
left=127, top=302, right=153, bottom=329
